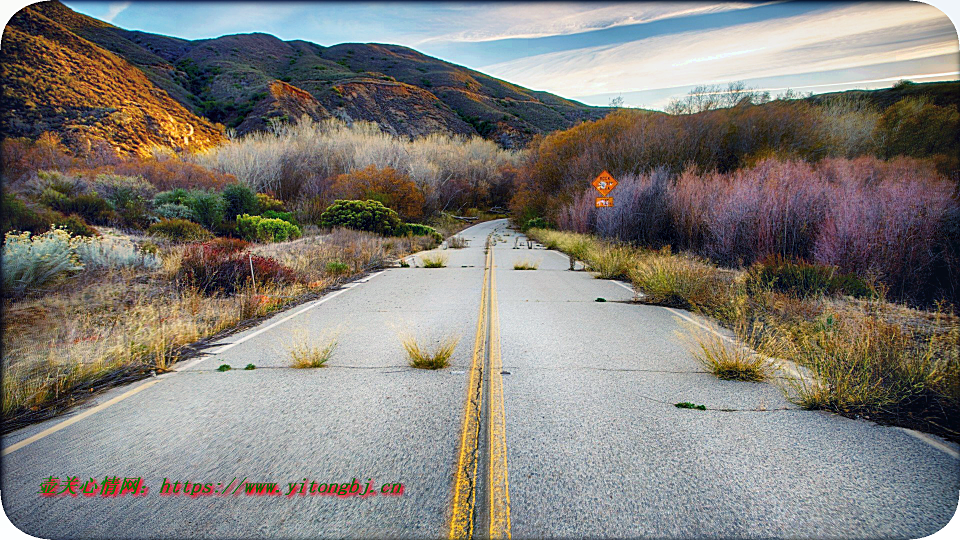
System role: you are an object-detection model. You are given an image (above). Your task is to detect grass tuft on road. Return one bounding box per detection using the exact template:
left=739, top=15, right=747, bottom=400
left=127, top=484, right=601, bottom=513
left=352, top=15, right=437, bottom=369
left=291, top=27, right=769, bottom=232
left=421, top=253, right=448, bottom=268
left=447, top=236, right=468, bottom=249
left=403, top=334, right=458, bottom=369
left=288, top=333, right=338, bottom=369
left=513, top=259, right=539, bottom=270
left=685, top=324, right=766, bottom=382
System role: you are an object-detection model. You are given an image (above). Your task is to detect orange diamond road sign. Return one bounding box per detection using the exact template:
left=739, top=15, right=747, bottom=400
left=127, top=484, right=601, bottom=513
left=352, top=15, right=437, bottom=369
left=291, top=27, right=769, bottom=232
left=595, top=197, right=614, bottom=208
left=592, top=171, right=618, bottom=196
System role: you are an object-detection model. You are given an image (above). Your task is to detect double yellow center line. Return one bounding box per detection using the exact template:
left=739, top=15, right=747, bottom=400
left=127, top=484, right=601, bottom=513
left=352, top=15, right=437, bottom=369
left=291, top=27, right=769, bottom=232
left=450, top=233, right=512, bottom=539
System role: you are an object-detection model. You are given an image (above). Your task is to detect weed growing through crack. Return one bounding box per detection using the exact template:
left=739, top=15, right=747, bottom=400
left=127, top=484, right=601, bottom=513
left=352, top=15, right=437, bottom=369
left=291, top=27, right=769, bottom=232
left=447, top=236, right=468, bottom=249
left=675, top=402, right=706, bottom=410
left=217, top=364, right=232, bottom=372
left=421, top=253, right=448, bottom=268
left=682, top=321, right=767, bottom=382
left=244, top=363, right=256, bottom=370
left=513, top=259, right=539, bottom=270
left=402, top=333, right=459, bottom=369
left=288, top=331, right=338, bottom=368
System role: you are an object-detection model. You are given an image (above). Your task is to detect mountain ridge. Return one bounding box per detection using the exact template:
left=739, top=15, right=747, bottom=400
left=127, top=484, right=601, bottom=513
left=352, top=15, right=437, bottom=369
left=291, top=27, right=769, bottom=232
left=2, top=1, right=613, bottom=155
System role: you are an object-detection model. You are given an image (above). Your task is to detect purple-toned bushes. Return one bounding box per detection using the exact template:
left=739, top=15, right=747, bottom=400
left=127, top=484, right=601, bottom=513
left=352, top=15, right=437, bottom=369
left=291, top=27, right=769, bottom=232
left=555, top=157, right=957, bottom=305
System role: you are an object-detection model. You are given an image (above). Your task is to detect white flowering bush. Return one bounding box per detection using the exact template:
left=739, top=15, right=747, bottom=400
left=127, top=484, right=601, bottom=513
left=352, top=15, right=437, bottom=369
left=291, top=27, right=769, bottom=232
left=2, top=229, right=162, bottom=297
left=73, top=236, right=161, bottom=270
left=2, top=229, right=82, bottom=297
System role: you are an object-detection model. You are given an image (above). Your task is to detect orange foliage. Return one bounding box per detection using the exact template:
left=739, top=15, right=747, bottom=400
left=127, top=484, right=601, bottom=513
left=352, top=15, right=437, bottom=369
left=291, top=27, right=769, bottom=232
left=329, top=165, right=425, bottom=220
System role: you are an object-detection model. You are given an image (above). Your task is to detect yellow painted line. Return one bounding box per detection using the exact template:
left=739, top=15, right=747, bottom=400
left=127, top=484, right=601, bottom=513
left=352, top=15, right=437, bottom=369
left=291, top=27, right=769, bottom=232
left=449, top=240, right=490, bottom=539
left=488, top=247, right=512, bottom=539
left=2, top=379, right=161, bottom=457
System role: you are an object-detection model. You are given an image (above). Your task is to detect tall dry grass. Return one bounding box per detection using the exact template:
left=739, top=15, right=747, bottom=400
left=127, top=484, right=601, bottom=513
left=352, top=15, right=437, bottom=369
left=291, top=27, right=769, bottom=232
left=195, top=118, right=523, bottom=212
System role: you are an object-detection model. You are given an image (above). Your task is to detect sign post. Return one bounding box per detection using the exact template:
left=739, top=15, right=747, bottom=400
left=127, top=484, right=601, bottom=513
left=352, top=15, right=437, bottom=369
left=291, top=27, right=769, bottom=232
left=592, top=170, right=618, bottom=207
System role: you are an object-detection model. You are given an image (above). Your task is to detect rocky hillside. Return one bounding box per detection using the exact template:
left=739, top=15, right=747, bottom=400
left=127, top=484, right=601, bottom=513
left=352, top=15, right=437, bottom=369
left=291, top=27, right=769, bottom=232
left=0, top=1, right=225, bottom=156
left=2, top=1, right=611, bottom=153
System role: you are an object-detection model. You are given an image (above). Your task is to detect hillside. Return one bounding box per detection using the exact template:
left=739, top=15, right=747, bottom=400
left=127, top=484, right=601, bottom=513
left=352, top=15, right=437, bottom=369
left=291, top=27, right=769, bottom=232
left=807, top=80, right=960, bottom=110
left=0, top=1, right=225, bottom=156
left=3, top=1, right=611, bottom=152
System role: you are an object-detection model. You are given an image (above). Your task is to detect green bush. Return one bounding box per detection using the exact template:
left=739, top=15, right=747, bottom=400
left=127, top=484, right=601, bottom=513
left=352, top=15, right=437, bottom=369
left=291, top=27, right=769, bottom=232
left=147, top=218, right=213, bottom=242
left=320, top=199, right=405, bottom=236
left=406, top=223, right=443, bottom=243
left=750, top=256, right=876, bottom=299
left=236, top=214, right=301, bottom=243
left=325, top=260, right=350, bottom=275
left=261, top=210, right=297, bottom=225
left=153, top=188, right=190, bottom=207
left=53, top=214, right=98, bottom=237
left=184, top=190, right=225, bottom=229
left=2, top=193, right=48, bottom=234
left=523, top=217, right=550, bottom=231
left=155, top=203, right=196, bottom=221
left=222, top=183, right=259, bottom=220
left=43, top=191, right=113, bottom=224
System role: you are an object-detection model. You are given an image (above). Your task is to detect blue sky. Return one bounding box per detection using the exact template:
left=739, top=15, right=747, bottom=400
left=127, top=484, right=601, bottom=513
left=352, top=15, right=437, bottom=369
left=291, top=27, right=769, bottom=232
left=64, top=1, right=959, bottom=109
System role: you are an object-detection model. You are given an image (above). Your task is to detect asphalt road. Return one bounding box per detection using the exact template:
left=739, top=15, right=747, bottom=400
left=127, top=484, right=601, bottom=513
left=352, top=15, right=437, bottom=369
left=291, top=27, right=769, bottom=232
left=2, top=218, right=958, bottom=539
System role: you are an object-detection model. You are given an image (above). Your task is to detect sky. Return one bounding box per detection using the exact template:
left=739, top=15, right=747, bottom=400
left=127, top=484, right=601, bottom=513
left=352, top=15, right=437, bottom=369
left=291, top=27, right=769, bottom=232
left=63, top=1, right=960, bottom=110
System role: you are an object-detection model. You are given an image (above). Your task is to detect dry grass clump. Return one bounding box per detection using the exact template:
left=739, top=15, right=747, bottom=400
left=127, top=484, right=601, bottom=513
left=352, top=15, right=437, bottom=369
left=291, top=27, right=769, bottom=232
left=402, top=334, right=459, bottom=369
left=591, top=245, right=638, bottom=279
left=421, top=253, right=448, bottom=268
left=782, top=305, right=958, bottom=418
left=513, top=259, right=540, bottom=270
left=447, top=235, right=468, bottom=249
left=682, top=318, right=769, bottom=382
left=288, top=332, right=338, bottom=369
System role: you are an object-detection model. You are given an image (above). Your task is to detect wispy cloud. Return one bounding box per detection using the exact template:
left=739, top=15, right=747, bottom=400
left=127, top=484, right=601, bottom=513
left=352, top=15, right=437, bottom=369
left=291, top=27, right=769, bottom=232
left=481, top=2, right=957, bottom=96
left=417, top=2, right=767, bottom=44
left=102, top=2, right=130, bottom=23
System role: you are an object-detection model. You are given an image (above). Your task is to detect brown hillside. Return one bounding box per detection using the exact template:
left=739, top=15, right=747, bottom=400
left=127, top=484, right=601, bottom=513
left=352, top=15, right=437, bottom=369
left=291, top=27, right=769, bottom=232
left=235, top=80, right=331, bottom=133
left=0, top=2, right=224, bottom=156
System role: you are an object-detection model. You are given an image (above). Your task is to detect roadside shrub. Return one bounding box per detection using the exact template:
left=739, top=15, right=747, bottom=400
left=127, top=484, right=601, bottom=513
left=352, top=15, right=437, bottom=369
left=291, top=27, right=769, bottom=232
left=184, top=190, right=225, bottom=229
left=236, top=214, right=302, bottom=243
left=325, top=260, right=350, bottom=275
left=2, top=229, right=82, bottom=297
left=749, top=255, right=875, bottom=299
left=523, top=217, right=550, bottom=231
left=73, top=236, right=161, bottom=270
left=154, top=203, right=196, bottom=221
left=178, top=241, right=297, bottom=294
left=205, top=237, right=250, bottom=254
left=222, top=183, right=259, bottom=220
left=147, top=218, right=212, bottom=242
left=320, top=199, right=405, bottom=236
left=406, top=223, right=443, bottom=243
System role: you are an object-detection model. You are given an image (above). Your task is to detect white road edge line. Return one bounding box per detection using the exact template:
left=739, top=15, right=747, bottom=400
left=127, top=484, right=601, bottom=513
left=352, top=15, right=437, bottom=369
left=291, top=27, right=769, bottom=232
left=665, top=304, right=959, bottom=460
left=545, top=247, right=959, bottom=460
left=2, top=270, right=386, bottom=456
left=897, top=428, right=960, bottom=460
left=2, top=379, right=161, bottom=456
